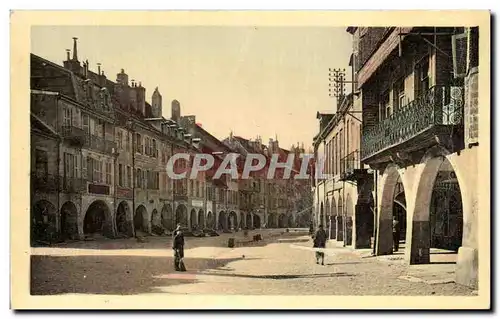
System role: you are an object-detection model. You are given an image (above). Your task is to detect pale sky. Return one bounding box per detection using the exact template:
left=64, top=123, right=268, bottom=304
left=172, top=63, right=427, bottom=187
left=31, top=26, right=352, bottom=150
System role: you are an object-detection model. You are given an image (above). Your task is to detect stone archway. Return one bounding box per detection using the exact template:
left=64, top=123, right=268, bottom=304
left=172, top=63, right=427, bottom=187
left=175, top=204, right=188, bottom=228
left=336, top=196, right=344, bottom=241
left=190, top=208, right=198, bottom=230
left=278, top=213, right=287, bottom=228
left=134, top=205, right=148, bottom=234
left=161, top=204, right=174, bottom=231
left=411, top=156, right=464, bottom=264
left=246, top=213, right=253, bottom=230
left=218, top=211, right=227, bottom=230
left=376, top=164, right=406, bottom=256
left=151, top=209, right=162, bottom=235
left=198, top=209, right=205, bottom=230
left=84, top=200, right=113, bottom=238
left=345, top=194, right=354, bottom=246
left=60, top=201, right=78, bottom=240
left=228, top=211, right=237, bottom=231
left=116, top=201, right=133, bottom=237
left=206, top=211, right=214, bottom=229
left=32, top=200, right=57, bottom=243
left=253, top=213, right=261, bottom=229
left=329, top=197, right=337, bottom=240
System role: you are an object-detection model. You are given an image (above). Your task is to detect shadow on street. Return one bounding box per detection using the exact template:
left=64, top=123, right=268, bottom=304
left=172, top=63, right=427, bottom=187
left=30, top=254, right=250, bottom=295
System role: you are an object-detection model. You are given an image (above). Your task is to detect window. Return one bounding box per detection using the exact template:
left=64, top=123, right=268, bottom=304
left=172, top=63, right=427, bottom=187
left=118, top=164, right=123, bottom=186
left=379, top=91, right=391, bottom=120
left=82, top=155, right=87, bottom=179
left=35, top=149, right=48, bottom=177
left=415, top=57, right=430, bottom=98
left=116, top=130, right=123, bottom=150
left=156, top=172, right=160, bottom=190
left=152, top=139, right=157, bottom=158
left=136, top=133, right=142, bottom=153
left=82, top=113, right=89, bottom=133
left=125, top=133, right=130, bottom=152
left=106, top=162, right=112, bottom=184
left=64, top=153, right=75, bottom=178
left=127, top=166, right=132, bottom=188
left=143, top=170, right=147, bottom=189
left=136, top=169, right=141, bottom=188
left=63, top=106, right=72, bottom=127
left=393, top=77, right=405, bottom=111
left=93, top=158, right=101, bottom=182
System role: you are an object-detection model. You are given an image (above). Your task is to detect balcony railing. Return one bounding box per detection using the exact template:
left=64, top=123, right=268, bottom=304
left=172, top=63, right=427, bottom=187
left=62, top=125, right=116, bottom=154
left=31, top=173, right=59, bottom=192
left=361, top=85, right=464, bottom=161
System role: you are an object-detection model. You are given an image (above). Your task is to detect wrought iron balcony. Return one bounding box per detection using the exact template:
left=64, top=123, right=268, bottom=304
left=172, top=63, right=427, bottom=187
left=90, top=135, right=117, bottom=154
left=31, top=173, right=59, bottom=192
left=61, top=176, right=86, bottom=193
left=361, top=85, right=464, bottom=162
left=339, top=150, right=369, bottom=181
left=61, top=125, right=88, bottom=147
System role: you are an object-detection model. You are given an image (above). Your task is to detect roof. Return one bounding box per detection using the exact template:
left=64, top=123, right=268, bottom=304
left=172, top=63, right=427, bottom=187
left=31, top=113, right=59, bottom=138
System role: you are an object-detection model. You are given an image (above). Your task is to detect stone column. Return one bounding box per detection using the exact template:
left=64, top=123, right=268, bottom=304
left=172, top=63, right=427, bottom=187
left=354, top=204, right=372, bottom=248
left=336, top=215, right=344, bottom=241
left=329, top=215, right=336, bottom=239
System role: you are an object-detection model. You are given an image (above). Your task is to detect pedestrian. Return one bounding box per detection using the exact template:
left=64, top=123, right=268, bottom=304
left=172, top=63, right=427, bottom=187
left=392, top=216, right=400, bottom=252
left=313, top=224, right=327, bottom=265
left=309, top=223, right=314, bottom=236
left=172, top=224, right=186, bottom=272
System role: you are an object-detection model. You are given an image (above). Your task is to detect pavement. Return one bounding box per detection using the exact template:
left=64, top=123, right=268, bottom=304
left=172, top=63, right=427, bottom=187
left=30, top=229, right=476, bottom=296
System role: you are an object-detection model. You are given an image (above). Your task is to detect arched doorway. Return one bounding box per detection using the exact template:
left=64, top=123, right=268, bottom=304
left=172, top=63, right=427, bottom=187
left=60, top=201, right=78, bottom=240
left=278, top=214, right=287, bottom=228
left=198, top=209, right=205, bottom=230
left=228, top=211, right=237, bottom=231
left=411, top=156, right=464, bottom=264
left=151, top=209, right=162, bottom=234
left=288, top=215, right=294, bottom=228
left=393, top=178, right=407, bottom=244
left=32, top=200, right=57, bottom=243
left=84, top=200, right=113, bottom=238
left=190, top=208, right=197, bottom=230
left=269, top=213, right=277, bottom=228
left=134, top=205, right=148, bottom=234
left=376, top=165, right=406, bottom=256
left=161, top=204, right=174, bottom=231
left=175, top=204, right=188, bottom=227
left=337, top=196, right=344, bottom=241
left=206, top=211, right=214, bottom=229
left=330, top=198, right=337, bottom=239
left=345, top=194, right=354, bottom=246
left=218, top=211, right=227, bottom=230
left=239, top=212, right=244, bottom=229
left=246, top=213, right=253, bottom=229
left=253, top=213, right=261, bottom=229
left=116, top=201, right=132, bottom=237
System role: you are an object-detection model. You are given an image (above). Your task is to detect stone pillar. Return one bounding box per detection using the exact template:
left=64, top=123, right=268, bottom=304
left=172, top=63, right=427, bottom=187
left=454, top=149, right=479, bottom=288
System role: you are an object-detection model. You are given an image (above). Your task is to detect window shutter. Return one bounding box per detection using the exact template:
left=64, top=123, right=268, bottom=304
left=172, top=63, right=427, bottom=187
left=452, top=32, right=468, bottom=78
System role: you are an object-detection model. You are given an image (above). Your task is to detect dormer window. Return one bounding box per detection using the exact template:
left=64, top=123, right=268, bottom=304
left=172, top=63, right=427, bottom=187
left=100, top=87, right=111, bottom=111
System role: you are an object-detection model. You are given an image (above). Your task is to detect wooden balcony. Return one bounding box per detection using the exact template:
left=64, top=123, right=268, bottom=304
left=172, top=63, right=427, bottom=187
left=361, top=85, right=464, bottom=164
left=62, top=125, right=116, bottom=154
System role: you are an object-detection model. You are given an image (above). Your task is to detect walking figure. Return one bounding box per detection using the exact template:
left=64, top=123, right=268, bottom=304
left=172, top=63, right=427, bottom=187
left=173, top=224, right=186, bottom=272
left=392, top=216, right=400, bottom=252
left=313, top=224, right=327, bottom=265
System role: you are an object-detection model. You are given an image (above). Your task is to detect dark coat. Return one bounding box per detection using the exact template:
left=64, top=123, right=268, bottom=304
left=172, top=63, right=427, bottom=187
left=313, top=229, right=327, bottom=248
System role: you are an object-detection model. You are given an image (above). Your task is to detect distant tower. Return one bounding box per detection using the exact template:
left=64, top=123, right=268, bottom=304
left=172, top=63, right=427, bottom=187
left=116, top=68, right=129, bottom=86
left=171, top=99, right=181, bottom=122
left=152, top=87, right=162, bottom=118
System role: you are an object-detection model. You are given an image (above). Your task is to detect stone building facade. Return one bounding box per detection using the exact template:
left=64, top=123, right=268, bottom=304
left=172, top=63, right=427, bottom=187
left=354, top=27, right=479, bottom=288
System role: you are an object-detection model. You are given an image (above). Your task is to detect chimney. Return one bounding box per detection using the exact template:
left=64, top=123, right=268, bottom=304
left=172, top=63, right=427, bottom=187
left=97, top=63, right=101, bottom=75
left=72, top=37, right=79, bottom=61
left=65, top=49, right=70, bottom=61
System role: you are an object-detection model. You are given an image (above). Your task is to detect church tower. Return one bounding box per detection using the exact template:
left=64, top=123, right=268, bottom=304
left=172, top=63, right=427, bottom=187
left=152, top=87, right=162, bottom=118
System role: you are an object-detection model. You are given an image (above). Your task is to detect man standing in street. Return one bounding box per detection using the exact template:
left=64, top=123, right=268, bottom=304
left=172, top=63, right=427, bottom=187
left=173, top=224, right=186, bottom=271
left=393, top=216, right=400, bottom=252
left=313, top=224, right=327, bottom=265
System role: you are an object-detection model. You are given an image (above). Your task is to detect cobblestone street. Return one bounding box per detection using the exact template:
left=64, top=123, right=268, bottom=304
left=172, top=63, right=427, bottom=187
left=31, top=230, right=476, bottom=296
